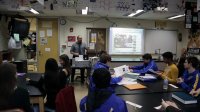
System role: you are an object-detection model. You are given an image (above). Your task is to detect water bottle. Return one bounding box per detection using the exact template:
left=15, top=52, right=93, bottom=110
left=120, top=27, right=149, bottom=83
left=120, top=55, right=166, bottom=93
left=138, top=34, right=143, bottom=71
left=163, top=79, right=168, bottom=90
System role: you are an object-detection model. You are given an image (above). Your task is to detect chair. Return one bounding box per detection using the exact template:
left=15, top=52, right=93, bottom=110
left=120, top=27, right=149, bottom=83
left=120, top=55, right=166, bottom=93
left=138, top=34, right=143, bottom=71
left=55, top=86, right=77, bottom=112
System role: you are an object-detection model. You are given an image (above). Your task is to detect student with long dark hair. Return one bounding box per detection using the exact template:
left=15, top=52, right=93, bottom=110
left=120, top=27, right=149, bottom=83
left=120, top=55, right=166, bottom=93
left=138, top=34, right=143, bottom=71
left=80, top=68, right=127, bottom=112
left=44, top=58, right=68, bottom=110
left=59, top=54, right=71, bottom=85
left=0, top=63, right=32, bottom=112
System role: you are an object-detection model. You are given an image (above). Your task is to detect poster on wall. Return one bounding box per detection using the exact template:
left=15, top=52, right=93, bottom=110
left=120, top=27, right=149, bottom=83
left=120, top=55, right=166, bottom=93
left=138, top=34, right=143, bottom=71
left=47, top=29, right=52, bottom=37
left=40, top=38, right=47, bottom=45
left=89, top=43, right=95, bottom=49
left=91, top=33, right=97, bottom=43
left=67, top=36, right=76, bottom=46
left=61, top=44, right=67, bottom=53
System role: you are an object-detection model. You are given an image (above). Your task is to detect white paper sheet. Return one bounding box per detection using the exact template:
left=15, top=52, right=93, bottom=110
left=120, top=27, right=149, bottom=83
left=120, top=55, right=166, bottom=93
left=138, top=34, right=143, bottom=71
left=47, top=29, right=52, bottom=37
left=169, top=84, right=179, bottom=88
left=40, top=31, right=45, bottom=37
left=117, top=78, right=137, bottom=85
left=45, top=48, right=51, bottom=52
left=139, top=75, right=156, bottom=79
left=114, top=65, right=130, bottom=77
left=126, top=101, right=142, bottom=108
left=14, top=33, right=20, bottom=42
left=154, top=105, right=162, bottom=110
left=127, top=72, right=140, bottom=76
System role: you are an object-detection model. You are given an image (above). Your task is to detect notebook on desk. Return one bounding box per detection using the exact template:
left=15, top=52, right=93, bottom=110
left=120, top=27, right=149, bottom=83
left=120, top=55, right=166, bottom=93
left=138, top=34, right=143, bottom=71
left=137, top=74, right=157, bottom=82
left=172, top=92, right=197, bottom=104
left=123, top=84, right=146, bottom=90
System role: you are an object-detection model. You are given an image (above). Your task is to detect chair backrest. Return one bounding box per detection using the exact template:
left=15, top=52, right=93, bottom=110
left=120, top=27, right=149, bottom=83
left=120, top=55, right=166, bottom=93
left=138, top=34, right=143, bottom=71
left=55, top=86, right=77, bottom=112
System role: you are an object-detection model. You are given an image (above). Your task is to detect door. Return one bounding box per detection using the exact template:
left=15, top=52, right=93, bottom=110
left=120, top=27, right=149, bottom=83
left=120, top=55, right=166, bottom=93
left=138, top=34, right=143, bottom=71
left=87, top=28, right=107, bottom=53
left=37, top=18, right=59, bottom=73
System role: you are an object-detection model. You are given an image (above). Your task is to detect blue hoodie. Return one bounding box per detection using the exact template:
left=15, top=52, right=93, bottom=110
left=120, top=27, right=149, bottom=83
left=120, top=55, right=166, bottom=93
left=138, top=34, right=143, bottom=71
left=80, top=87, right=128, bottom=112
left=180, top=70, right=200, bottom=92
left=92, top=61, right=122, bottom=84
left=130, top=60, right=158, bottom=74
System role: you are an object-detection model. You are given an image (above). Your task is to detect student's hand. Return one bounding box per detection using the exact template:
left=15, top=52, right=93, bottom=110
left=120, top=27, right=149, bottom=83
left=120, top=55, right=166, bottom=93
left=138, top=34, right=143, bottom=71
left=162, top=99, right=179, bottom=110
left=129, top=69, right=133, bottom=72
left=74, top=53, right=79, bottom=56
left=111, top=74, right=116, bottom=78
left=26, top=78, right=31, bottom=82
left=156, top=72, right=162, bottom=76
left=62, top=69, right=68, bottom=76
left=161, top=99, right=169, bottom=109
left=190, top=89, right=200, bottom=97
left=166, top=101, right=179, bottom=109
left=177, top=78, right=183, bottom=83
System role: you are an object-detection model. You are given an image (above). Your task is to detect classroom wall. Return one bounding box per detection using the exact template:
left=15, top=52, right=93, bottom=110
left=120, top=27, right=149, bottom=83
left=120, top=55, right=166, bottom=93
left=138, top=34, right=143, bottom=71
left=59, top=17, right=189, bottom=59
left=0, top=17, right=27, bottom=60
left=0, top=17, right=9, bottom=51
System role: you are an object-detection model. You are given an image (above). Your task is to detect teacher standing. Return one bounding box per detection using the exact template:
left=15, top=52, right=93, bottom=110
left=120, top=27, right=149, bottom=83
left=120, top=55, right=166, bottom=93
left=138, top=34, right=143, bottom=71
left=70, top=36, right=88, bottom=83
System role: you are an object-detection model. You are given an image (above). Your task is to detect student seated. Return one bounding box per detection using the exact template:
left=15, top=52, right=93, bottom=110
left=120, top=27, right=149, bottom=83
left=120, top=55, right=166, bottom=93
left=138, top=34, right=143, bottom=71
left=0, top=63, right=32, bottom=112
left=177, top=57, right=200, bottom=93
left=156, top=52, right=178, bottom=83
left=80, top=68, right=128, bottom=112
left=129, top=53, right=158, bottom=75
left=91, top=54, right=122, bottom=85
left=44, top=58, right=69, bottom=110
left=176, top=48, right=187, bottom=77
left=59, top=54, right=71, bottom=85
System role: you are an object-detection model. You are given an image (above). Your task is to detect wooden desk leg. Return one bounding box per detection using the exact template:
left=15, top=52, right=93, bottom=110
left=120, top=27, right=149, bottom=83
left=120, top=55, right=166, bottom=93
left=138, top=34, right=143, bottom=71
left=30, top=96, right=44, bottom=112
left=38, top=97, right=44, bottom=112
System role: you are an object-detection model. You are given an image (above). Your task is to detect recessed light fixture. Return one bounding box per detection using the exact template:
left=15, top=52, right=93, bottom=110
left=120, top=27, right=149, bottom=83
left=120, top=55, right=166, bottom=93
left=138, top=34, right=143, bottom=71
left=128, top=10, right=144, bottom=17
left=168, top=14, right=185, bottom=20
left=82, top=7, right=88, bottom=15
left=29, top=8, right=39, bottom=14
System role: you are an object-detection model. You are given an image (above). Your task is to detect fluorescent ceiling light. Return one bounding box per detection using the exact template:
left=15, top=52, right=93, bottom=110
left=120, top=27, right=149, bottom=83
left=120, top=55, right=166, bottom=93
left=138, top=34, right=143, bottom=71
left=128, top=10, right=144, bottom=17
left=82, top=7, right=88, bottom=15
left=29, top=8, right=39, bottom=14
left=168, top=14, right=185, bottom=20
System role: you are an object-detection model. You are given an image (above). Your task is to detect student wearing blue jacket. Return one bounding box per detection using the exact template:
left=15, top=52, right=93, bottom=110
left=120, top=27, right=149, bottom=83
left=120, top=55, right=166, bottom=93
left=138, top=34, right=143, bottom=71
left=129, top=53, right=158, bottom=74
left=177, top=57, right=200, bottom=93
left=80, top=68, right=128, bottom=112
left=91, top=54, right=122, bottom=84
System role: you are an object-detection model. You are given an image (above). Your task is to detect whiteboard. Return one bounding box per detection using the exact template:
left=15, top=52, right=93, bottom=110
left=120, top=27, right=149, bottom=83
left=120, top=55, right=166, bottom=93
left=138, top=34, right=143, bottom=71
left=144, top=30, right=177, bottom=54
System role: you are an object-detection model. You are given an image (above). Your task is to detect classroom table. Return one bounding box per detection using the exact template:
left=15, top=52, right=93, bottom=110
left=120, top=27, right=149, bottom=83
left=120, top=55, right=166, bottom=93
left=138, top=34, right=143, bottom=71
left=119, top=93, right=200, bottom=112
left=17, top=73, right=44, bottom=112
left=114, top=74, right=184, bottom=95
left=115, top=73, right=200, bottom=112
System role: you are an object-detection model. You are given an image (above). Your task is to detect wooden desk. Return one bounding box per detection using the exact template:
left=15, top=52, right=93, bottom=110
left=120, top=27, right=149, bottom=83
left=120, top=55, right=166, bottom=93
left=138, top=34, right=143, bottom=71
left=17, top=73, right=44, bottom=112
left=30, top=96, right=44, bottom=112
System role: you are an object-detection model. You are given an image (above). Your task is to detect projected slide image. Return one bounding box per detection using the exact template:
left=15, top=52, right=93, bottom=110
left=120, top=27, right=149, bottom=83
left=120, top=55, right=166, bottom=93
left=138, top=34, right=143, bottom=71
left=109, top=27, right=144, bottom=55
left=114, top=35, right=136, bottom=48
